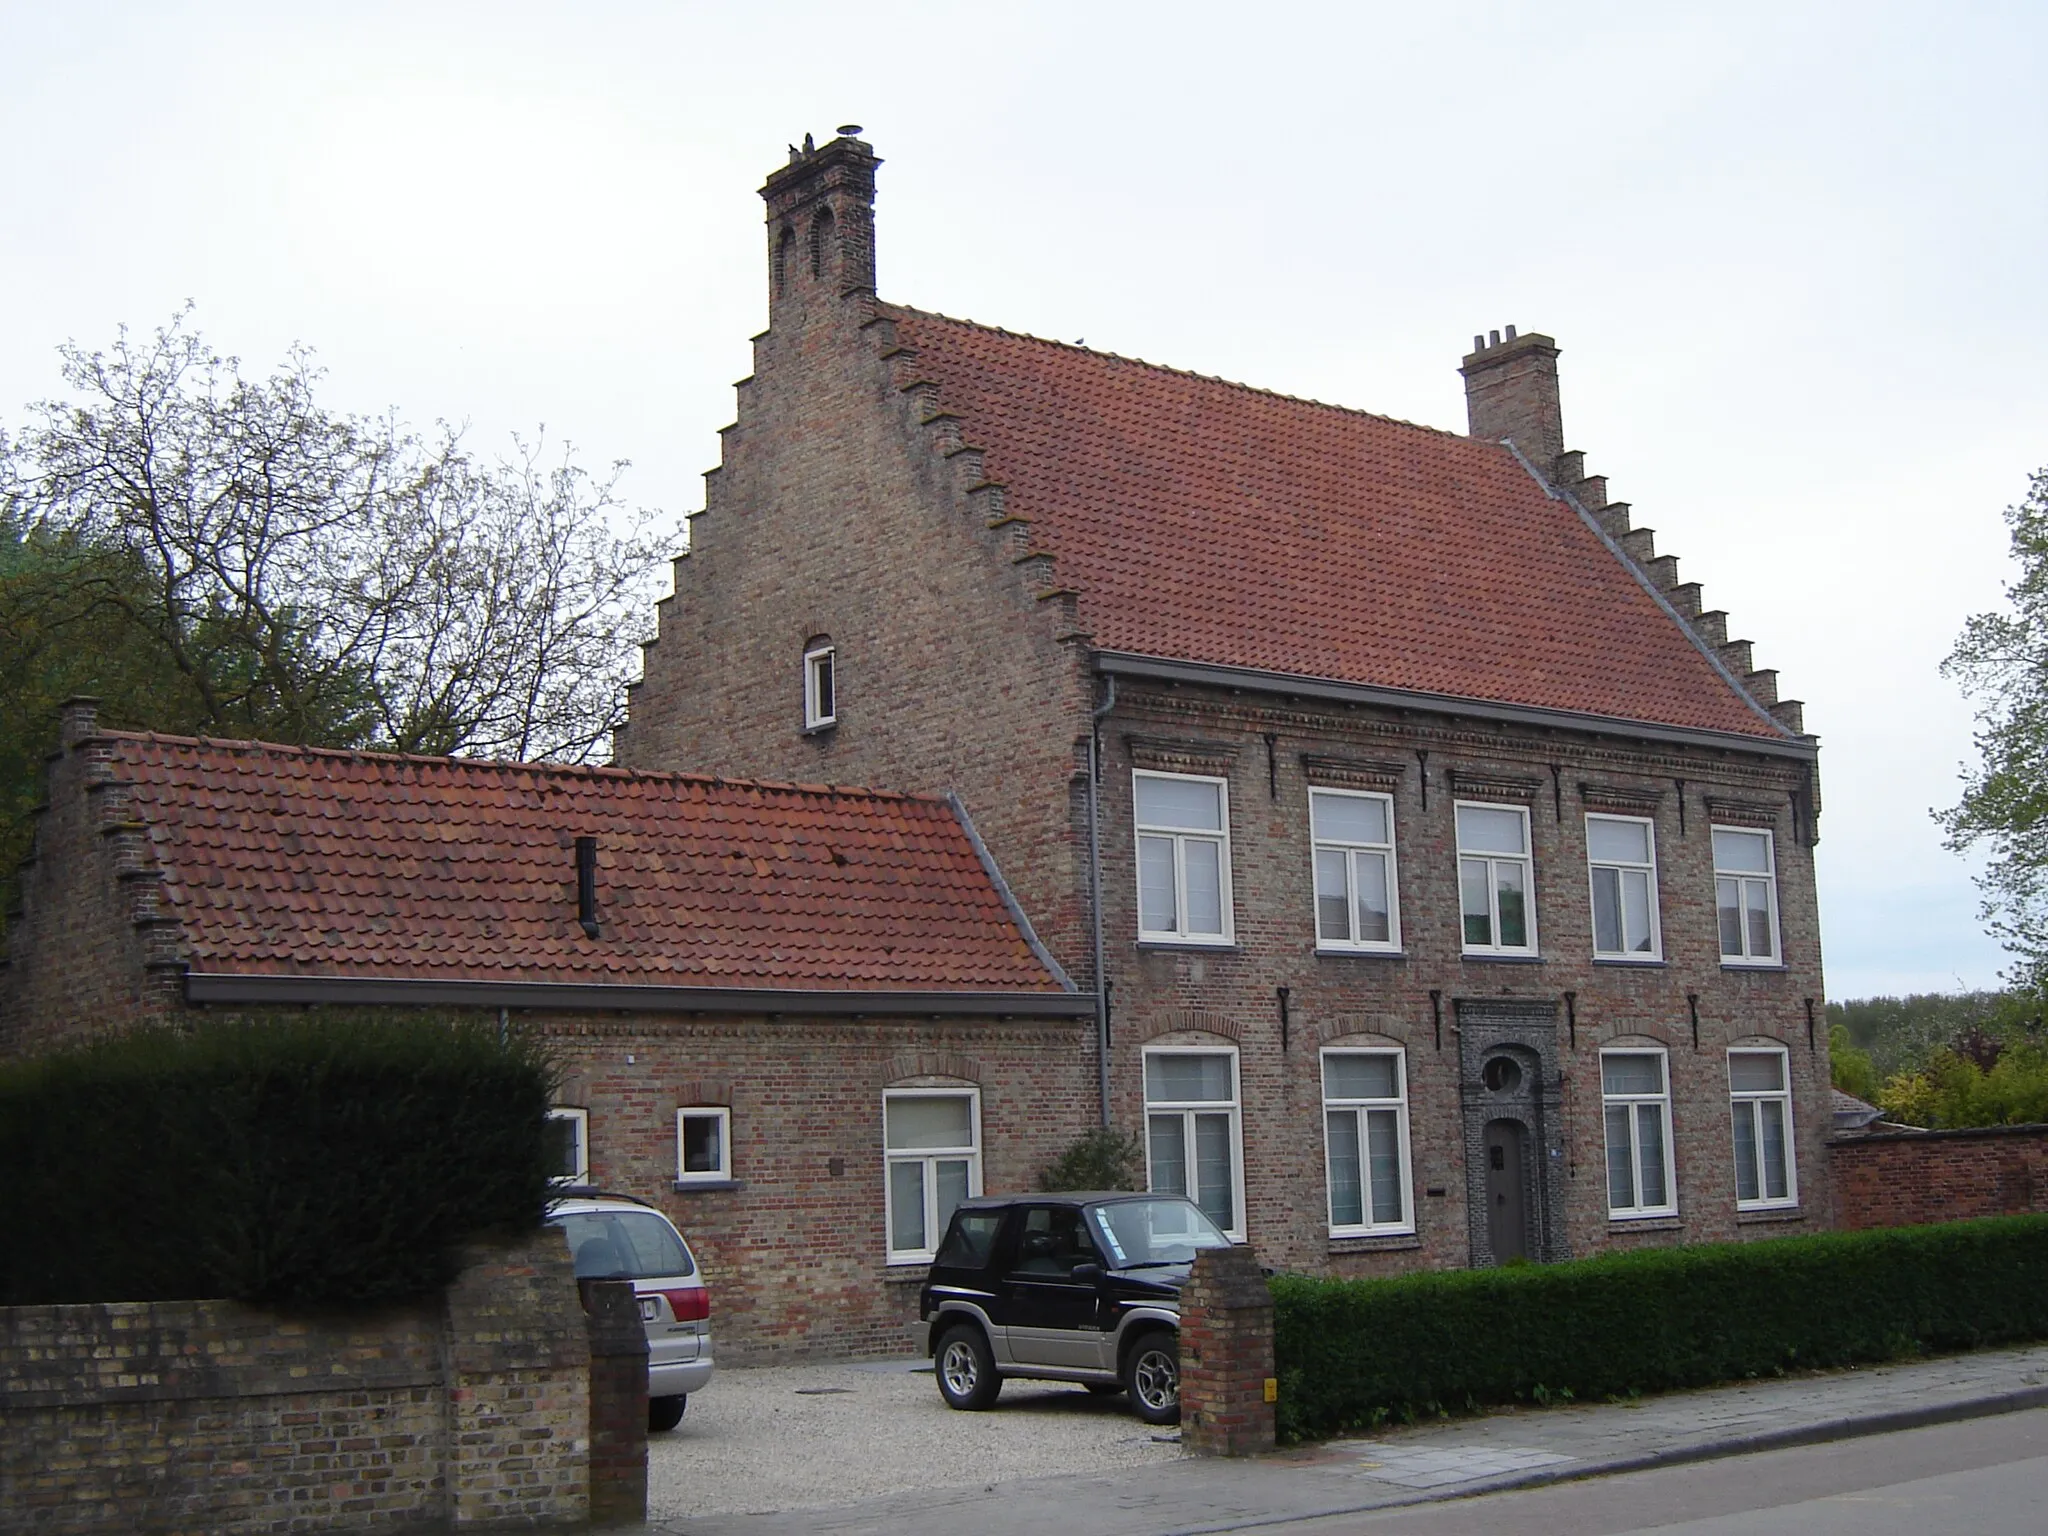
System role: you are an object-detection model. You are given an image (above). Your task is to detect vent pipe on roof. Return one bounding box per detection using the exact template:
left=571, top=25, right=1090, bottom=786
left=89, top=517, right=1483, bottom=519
left=575, top=836, right=600, bottom=939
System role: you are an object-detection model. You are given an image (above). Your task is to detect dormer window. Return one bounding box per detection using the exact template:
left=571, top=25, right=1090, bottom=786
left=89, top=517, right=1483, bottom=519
left=803, top=643, right=837, bottom=730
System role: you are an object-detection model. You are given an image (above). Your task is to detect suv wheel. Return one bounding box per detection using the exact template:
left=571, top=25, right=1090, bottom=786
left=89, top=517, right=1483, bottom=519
left=935, top=1323, right=1002, bottom=1411
left=1125, top=1330, right=1180, bottom=1425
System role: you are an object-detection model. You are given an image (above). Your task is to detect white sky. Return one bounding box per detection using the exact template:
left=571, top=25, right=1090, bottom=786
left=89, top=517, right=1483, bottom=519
left=4, top=1, right=2043, bottom=1001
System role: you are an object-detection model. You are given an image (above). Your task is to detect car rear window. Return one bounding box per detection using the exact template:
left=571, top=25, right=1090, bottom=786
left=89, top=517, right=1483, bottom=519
left=553, top=1210, right=696, bottom=1280
left=934, top=1209, right=1004, bottom=1268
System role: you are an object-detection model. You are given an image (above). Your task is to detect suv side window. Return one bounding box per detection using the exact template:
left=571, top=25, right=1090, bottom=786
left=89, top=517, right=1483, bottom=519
left=1010, top=1206, right=1101, bottom=1277
left=934, top=1209, right=1005, bottom=1268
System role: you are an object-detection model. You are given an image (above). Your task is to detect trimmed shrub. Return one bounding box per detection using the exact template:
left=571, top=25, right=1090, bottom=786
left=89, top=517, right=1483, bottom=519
left=1270, top=1215, right=2048, bottom=1443
left=0, top=1010, right=555, bottom=1310
left=1038, top=1126, right=1145, bottom=1191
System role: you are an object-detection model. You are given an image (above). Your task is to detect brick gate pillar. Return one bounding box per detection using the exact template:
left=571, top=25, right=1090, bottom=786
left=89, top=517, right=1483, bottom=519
left=581, top=1278, right=649, bottom=1525
left=1179, top=1245, right=1275, bottom=1456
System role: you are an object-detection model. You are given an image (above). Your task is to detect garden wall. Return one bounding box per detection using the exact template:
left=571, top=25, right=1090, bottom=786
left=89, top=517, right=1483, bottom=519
left=0, top=1232, right=595, bottom=1534
left=1830, top=1124, right=2048, bottom=1231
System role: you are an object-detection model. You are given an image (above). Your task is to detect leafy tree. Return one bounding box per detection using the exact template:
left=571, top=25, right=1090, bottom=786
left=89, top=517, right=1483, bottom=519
left=1828, top=1023, right=1879, bottom=1102
left=1878, top=1041, right=2048, bottom=1129
left=1939, top=467, right=2048, bottom=990
left=1, top=310, right=672, bottom=932
left=3, top=308, right=667, bottom=763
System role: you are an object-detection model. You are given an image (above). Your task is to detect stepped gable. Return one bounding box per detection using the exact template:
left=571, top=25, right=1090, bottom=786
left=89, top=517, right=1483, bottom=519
left=97, top=731, right=1063, bottom=992
left=879, top=305, right=1789, bottom=742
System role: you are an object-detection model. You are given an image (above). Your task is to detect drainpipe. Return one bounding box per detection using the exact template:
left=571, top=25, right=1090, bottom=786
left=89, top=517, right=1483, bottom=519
left=1087, top=676, right=1118, bottom=1127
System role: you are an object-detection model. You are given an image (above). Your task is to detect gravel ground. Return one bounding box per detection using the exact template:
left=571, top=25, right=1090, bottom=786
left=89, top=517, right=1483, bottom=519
left=646, top=1358, right=1188, bottom=1520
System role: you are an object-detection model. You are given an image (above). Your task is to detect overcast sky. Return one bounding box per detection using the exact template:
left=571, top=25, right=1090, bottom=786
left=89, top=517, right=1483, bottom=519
left=4, top=2, right=2043, bottom=1001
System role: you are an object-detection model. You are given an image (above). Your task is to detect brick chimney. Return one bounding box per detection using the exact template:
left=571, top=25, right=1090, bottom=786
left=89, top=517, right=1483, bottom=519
left=761, top=129, right=880, bottom=328
left=1460, top=328, right=1564, bottom=477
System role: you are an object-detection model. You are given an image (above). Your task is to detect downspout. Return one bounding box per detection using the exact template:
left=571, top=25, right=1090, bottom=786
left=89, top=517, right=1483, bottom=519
left=1087, top=675, right=1118, bottom=1127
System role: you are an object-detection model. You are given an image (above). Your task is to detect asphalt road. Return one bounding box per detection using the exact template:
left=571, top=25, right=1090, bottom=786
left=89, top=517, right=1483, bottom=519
left=1284, top=1406, right=2048, bottom=1535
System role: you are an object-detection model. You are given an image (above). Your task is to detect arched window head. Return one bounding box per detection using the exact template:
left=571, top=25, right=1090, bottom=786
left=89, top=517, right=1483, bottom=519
left=809, top=207, right=836, bottom=280
left=774, top=225, right=795, bottom=294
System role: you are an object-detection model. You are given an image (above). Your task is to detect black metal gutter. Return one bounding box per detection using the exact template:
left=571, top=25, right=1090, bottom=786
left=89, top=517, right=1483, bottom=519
left=184, top=972, right=1097, bottom=1017
left=1090, top=652, right=1818, bottom=762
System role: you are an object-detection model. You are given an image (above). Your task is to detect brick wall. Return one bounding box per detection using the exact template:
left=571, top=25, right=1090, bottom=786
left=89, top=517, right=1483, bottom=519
left=0, top=1231, right=595, bottom=1534
left=1831, top=1124, right=2048, bottom=1231
left=545, top=1010, right=1095, bottom=1361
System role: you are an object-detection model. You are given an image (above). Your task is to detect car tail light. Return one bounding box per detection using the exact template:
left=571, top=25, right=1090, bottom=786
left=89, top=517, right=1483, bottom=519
left=656, top=1286, right=709, bottom=1322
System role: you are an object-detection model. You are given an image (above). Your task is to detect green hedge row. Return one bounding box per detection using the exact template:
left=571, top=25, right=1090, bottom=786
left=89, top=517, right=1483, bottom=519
left=0, top=1011, right=555, bottom=1310
left=1270, top=1215, right=2048, bottom=1443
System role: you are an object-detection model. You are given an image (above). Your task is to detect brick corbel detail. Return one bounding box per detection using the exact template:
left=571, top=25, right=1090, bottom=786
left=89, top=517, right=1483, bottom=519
left=1179, top=1244, right=1275, bottom=1457
left=1703, top=796, right=1781, bottom=828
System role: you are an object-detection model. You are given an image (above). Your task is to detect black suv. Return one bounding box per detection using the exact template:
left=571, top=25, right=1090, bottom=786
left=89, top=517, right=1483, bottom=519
left=917, top=1191, right=1234, bottom=1425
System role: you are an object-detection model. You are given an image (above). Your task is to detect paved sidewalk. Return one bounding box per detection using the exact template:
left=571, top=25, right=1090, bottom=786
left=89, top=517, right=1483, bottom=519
left=631, top=1343, right=2048, bottom=1536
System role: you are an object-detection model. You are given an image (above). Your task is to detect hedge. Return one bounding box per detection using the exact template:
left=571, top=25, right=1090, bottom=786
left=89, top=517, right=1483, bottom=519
left=0, top=1010, right=555, bottom=1310
left=1270, top=1214, right=2048, bottom=1443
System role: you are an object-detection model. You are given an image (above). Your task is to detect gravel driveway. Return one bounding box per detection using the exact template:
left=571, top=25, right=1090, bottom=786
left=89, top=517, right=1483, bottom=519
left=647, top=1358, right=1188, bottom=1521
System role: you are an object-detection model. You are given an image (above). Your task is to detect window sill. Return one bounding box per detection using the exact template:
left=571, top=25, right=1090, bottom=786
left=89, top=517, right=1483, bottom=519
left=1721, top=961, right=1788, bottom=972
left=1593, top=956, right=1667, bottom=968
left=1607, top=1215, right=1683, bottom=1233
left=672, top=1179, right=745, bottom=1193
left=1135, top=939, right=1239, bottom=953
left=1328, top=1232, right=1422, bottom=1254
left=1316, top=947, right=1407, bottom=961
left=1736, top=1205, right=1805, bottom=1224
left=1461, top=952, right=1544, bottom=964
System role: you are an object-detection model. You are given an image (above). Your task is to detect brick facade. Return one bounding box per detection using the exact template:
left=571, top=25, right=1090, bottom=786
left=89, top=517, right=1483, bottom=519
left=0, top=1232, right=596, bottom=1533
left=620, top=132, right=1833, bottom=1286
left=1831, top=1124, right=2048, bottom=1231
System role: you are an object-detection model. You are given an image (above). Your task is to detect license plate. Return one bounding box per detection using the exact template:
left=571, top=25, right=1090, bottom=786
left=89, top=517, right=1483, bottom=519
left=639, top=1298, right=658, bottom=1322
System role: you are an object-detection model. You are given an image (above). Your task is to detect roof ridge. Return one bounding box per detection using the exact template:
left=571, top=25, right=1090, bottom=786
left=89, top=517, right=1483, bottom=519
left=880, top=301, right=1476, bottom=447
left=99, top=729, right=952, bottom=807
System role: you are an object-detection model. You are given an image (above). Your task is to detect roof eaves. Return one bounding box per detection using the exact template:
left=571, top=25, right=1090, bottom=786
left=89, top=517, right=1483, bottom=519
left=1091, top=652, right=1818, bottom=760
left=183, top=972, right=1097, bottom=1017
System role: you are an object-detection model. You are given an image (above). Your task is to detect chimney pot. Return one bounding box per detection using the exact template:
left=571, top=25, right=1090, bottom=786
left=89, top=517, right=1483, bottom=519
left=1490, top=329, right=1501, bottom=347
left=1505, top=324, right=1517, bottom=340
left=575, top=835, right=600, bottom=939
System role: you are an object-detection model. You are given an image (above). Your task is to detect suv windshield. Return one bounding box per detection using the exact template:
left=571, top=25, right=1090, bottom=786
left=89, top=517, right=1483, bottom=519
left=554, top=1209, right=696, bottom=1280
left=1088, top=1197, right=1232, bottom=1267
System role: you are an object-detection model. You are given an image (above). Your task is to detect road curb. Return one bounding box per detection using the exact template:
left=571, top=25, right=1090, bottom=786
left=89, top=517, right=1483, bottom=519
left=1159, top=1381, right=2048, bottom=1535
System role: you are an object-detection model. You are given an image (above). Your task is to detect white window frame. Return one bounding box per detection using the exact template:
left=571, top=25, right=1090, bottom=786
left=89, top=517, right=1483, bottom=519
left=1712, top=825, right=1782, bottom=966
left=1309, top=788, right=1401, bottom=953
left=1320, top=1048, right=1414, bottom=1236
left=545, top=1106, right=589, bottom=1185
left=803, top=643, right=837, bottom=729
left=1132, top=770, right=1235, bottom=945
left=1600, top=1048, right=1677, bottom=1219
left=1455, top=800, right=1538, bottom=956
left=1586, top=813, right=1662, bottom=962
left=882, top=1087, right=982, bottom=1265
left=1141, top=1045, right=1245, bottom=1240
left=675, top=1106, right=732, bottom=1186
left=1728, top=1046, right=1799, bottom=1210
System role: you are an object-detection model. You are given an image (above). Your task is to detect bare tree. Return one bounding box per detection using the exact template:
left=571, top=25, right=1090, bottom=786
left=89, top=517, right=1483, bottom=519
left=6, top=308, right=668, bottom=762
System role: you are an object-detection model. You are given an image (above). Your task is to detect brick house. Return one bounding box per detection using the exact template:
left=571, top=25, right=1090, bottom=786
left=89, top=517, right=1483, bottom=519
left=0, top=704, right=1094, bottom=1357
left=620, top=132, right=1830, bottom=1278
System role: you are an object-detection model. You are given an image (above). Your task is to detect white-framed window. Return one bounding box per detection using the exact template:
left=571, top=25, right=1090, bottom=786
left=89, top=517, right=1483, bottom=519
left=676, top=1107, right=732, bottom=1185
left=1134, top=771, right=1233, bottom=944
left=1601, top=1049, right=1675, bottom=1218
left=1713, top=827, right=1780, bottom=965
left=883, top=1089, right=981, bottom=1263
left=1321, top=1048, right=1413, bottom=1235
left=803, top=643, right=837, bottom=729
left=1143, top=1047, right=1244, bottom=1238
left=1310, top=789, right=1400, bottom=951
left=544, top=1106, right=589, bottom=1185
left=1729, top=1047, right=1797, bottom=1209
left=1587, top=814, right=1661, bottom=960
left=1456, top=801, right=1537, bottom=955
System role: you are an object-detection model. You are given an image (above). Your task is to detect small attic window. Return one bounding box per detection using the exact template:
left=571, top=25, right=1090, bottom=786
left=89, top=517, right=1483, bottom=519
left=803, top=642, right=837, bottom=731
left=808, top=207, right=835, bottom=279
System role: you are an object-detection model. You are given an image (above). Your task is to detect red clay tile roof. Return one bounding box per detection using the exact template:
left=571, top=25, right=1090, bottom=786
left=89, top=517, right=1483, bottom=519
left=884, top=306, right=1785, bottom=741
left=103, top=732, right=1066, bottom=993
